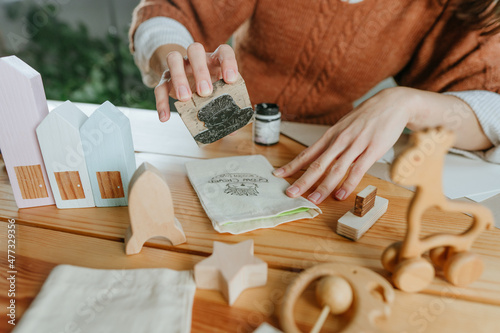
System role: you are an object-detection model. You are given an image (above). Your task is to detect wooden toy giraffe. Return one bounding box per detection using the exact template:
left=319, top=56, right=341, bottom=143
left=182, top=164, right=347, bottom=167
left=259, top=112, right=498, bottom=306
left=381, top=127, right=493, bottom=292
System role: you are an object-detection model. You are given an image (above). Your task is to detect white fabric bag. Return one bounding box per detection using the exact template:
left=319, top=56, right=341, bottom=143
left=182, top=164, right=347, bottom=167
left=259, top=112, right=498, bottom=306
left=13, top=265, right=196, bottom=333
left=186, top=155, right=321, bottom=234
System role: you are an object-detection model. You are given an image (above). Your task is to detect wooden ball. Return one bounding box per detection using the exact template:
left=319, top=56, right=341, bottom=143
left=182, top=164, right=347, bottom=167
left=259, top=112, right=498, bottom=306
left=315, top=276, right=353, bottom=315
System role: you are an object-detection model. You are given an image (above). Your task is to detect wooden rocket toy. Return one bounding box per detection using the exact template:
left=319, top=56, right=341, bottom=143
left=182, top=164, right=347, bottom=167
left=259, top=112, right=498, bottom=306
left=125, top=162, right=186, bottom=255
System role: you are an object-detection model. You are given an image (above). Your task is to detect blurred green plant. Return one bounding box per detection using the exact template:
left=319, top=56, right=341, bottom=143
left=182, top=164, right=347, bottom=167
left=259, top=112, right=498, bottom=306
left=1, top=3, right=156, bottom=110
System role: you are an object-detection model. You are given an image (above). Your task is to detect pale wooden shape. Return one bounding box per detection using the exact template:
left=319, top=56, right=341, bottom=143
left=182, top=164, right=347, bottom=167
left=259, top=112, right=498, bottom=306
left=194, top=239, right=268, bottom=305
left=337, top=196, right=388, bottom=241
left=54, top=171, right=85, bottom=200
left=311, top=276, right=353, bottom=333
left=125, top=162, right=186, bottom=255
left=174, top=75, right=254, bottom=147
left=353, top=185, right=377, bottom=217
left=252, top=323, right=283, bottom=333
left=96, top=171, right=125, bottom=199
left=13, top=165, right=49, bottom=200
left=386, top=127, right=494, bottom=292
left=280, top=263, right=395, bottom=333
left=36, top=101, right=95, bottom=208
left=0, top=55, right=54, bottom=208
left=80, top=101, right=136, bottom=207
left=3, top=115, right=500, bottom=306
left=5, top=223, right=500, bottom=333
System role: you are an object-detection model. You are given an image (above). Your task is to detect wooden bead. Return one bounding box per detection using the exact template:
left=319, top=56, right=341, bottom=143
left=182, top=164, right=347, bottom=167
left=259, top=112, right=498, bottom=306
left=315, top=276, right=353, bottom=315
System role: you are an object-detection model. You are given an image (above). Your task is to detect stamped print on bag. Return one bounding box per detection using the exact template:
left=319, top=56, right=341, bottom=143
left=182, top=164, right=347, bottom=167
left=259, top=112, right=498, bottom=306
left=209, top=173, right=268, bottom=196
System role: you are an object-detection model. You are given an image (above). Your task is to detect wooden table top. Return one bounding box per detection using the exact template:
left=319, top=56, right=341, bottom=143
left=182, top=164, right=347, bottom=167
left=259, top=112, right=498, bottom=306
left=1, top=103, right=500, bottom=332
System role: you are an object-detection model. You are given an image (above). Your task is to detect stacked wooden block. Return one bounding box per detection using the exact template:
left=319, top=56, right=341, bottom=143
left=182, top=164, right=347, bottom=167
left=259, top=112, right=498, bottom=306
left=0, top=56, right=135, bottom=209
left=353, top=185, right=377, bottom=217
left=337, top=186, right=388, bottom=241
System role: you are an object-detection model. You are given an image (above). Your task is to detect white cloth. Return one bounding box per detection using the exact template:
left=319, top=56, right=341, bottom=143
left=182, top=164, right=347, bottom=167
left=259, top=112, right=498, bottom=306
left=13, top=265, right=196, bottom=333
left=133, top=17, right=194, bottom=88
left=445, top=90, right=500, bottom=164
left=186, top=155, right=321, bottom=234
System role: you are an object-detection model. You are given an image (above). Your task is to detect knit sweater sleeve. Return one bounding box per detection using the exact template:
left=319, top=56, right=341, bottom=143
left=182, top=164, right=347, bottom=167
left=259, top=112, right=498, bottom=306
left=129, top=0, right=257, bottom=53
left=394, top=3, right=500, bottom=162
left=394, top=3, right=500, bottom=95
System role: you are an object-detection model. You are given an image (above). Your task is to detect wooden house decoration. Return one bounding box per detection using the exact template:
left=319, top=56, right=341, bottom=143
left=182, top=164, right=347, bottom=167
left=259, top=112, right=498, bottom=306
left=0, top=55, right=55, bottom=208
left=36, top=101, right=95, bottom=208
left=80, top=101, right=136, bottom=207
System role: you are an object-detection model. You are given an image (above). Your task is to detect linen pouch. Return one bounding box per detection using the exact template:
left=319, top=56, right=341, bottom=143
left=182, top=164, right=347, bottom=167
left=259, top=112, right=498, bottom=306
left=13, top=265, right=196, bottom=333
left=186, top=155, right=321, bottom=234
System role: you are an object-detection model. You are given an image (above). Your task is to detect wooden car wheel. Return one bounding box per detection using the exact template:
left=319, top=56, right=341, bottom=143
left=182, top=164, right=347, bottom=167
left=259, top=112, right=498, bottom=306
left=444, top=252, right=483, bottom=287
left=393, top=258, right=435, bottom=292
left=381, top=241, right=403, bottom=273
left=429, top=246, right=450, bottom=269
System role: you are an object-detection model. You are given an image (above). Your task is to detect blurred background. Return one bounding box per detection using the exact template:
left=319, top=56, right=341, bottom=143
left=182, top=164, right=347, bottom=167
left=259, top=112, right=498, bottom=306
left=0, top=0, right=156, bottom=109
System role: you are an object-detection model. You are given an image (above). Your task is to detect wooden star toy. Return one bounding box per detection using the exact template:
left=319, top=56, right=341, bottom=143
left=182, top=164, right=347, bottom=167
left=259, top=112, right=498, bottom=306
left=194, top=240, right=268, bottom=305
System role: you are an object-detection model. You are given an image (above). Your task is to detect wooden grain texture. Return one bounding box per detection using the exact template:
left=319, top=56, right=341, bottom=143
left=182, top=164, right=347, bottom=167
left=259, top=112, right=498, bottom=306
left=281, top=263, right=394, bottom=333
left=80, top=101, right=136, bottom=207
left=386, top=128, right=494, bottom=292
left=1, top=152, right=500, bottom=306
left=96, top=171, right=125, bottom=199
left=125, top=162, right=186, bottom=255
left=36, top=101, right=95, bottom=208
left=1, top=222, right=500, bottom=333
left=0, top=56, right=54, bottom=208
left=54, top=171, right=85, bottom=200
left=13, top=165, right=48, bottom=200
left=194, top=240, right=267, bottom=305
left=175, top=75, right=254, bottom=147
left=353, top=185, right=377, bottom=217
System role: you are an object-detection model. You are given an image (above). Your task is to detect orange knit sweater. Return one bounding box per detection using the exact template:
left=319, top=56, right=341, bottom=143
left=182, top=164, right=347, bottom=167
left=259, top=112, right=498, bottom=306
left=130, top=0, right=500, bottom=125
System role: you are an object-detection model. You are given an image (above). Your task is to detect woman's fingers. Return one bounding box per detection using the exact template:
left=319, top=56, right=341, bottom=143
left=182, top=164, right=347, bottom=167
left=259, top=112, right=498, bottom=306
left=274, top=128, right=337, bottom=178
left=166, top=51, right=192, bottom=102
left=187, top=42, right=213, bottom=96
left=284, top=140, right=347, bottom=199
left=303, top=139, right=367, bottom=204
left=154, top=71, right=172, bottom=122
left=335, top=147, right=380, bottom=200
left=210, top=44, right=238, bottom=83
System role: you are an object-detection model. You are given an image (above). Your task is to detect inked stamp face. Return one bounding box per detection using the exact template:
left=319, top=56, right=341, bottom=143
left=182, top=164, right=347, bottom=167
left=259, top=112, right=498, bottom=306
left=174, top=75, right=254, bottom=147
left=194, top=94, right=253, bottom=145
left=209, top=173, right=268, bottom=196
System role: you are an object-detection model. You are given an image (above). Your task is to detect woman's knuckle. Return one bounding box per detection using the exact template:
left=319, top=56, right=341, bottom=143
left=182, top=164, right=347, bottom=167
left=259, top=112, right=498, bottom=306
left=309, top=160, right=324, bottom=172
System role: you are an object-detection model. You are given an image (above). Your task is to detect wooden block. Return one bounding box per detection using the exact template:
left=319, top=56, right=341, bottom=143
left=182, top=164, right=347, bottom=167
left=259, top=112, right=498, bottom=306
left=174, top=75, right=254, bottom=147
left=353, top=185, right=377, bottom=217
left=80, top=101, right=136, bottom=207
left=0, top=55, right=55, bottom=208
left=36, top=101, right=95, bottom=208
left=14, top=165, right=49, bottom=199
left=337, top=196, right=388, bottom=241
left=54, top=171, right=85, bottom=200
left=125, top=162, right=186, bottom=255
left=194, top=240, right=268, bottom=306
left=96, top=171, right=125, bottom=199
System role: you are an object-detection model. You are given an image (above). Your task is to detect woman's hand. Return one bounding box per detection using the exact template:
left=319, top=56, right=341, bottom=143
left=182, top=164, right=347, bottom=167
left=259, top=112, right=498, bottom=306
left=273, top=87, right=420, bottom=204
left=152, top=43, right=239, bottom=122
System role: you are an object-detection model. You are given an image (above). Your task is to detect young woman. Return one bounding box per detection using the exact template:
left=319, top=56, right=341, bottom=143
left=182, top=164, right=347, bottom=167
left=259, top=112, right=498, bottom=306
left=129, top=0, right=500, bottom=204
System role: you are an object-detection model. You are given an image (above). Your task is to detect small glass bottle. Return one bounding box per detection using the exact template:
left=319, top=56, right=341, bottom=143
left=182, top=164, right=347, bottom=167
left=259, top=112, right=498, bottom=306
left=253, top=103, right=281, bottom=146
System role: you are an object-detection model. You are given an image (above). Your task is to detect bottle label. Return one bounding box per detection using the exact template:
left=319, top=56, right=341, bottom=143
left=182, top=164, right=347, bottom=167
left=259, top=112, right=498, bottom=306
left=254, top=118, right=280, bottom=145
